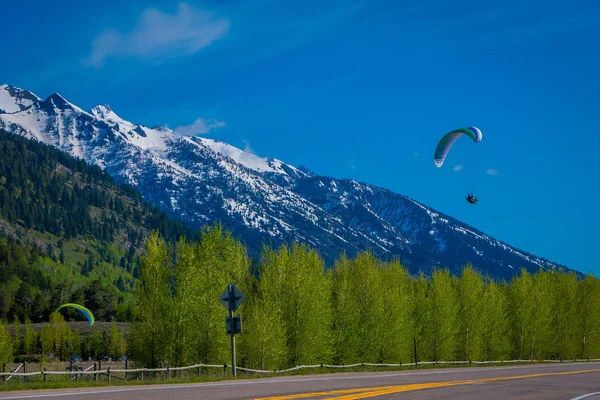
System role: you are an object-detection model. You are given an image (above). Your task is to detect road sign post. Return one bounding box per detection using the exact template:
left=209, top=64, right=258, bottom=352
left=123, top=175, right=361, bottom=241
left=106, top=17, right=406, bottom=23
left=219, top=282, right=246, bottom=377
left=229, top=307, right=236, bottom=377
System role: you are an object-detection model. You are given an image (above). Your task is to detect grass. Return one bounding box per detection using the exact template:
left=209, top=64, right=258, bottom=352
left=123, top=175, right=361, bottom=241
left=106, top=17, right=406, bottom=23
left=0, top=360, right=576, bottom=392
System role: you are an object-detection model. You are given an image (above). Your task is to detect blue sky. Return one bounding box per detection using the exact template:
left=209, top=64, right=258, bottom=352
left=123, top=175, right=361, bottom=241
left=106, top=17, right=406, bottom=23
left=2, top=0, right=599, bottom=275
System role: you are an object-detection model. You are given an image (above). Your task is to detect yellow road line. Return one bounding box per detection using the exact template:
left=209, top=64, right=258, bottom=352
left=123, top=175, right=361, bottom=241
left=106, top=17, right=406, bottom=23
left=255, top=368, right=600, bottom=400
left=253, top=387, right=395, bottom=400
left=324, top=382, right=464, bottom=400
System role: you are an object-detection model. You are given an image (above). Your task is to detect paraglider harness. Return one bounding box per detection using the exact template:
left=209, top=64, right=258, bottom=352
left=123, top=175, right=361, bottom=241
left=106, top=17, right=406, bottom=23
left=466, top=192, right=478, bottom=204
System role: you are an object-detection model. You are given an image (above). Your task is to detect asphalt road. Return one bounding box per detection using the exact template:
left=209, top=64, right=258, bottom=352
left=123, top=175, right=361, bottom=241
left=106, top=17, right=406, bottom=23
left=1, top=362, right=599, bottom=400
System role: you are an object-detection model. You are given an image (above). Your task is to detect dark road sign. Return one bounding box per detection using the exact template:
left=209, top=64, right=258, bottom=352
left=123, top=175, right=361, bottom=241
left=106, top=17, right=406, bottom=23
left=219, top=283, right=246, bottom=312
left=226, top=315, right=242, bottom=335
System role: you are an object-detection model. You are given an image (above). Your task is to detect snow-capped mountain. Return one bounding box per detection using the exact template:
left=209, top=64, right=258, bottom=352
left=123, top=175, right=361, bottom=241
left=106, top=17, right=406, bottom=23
left=0, top=84, right=571, bottom=279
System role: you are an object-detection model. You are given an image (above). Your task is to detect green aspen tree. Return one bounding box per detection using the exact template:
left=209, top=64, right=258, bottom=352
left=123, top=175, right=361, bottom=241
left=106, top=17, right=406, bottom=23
left=90, top=329, right=108, bottom=360
left=67, top=329, right=82, bottom=361
left=11, top=317, right=20, bottom=356
left=455, top=265, right=484, bottom=361
left=410, top=273, right=430, bottom=364
left=108, top=323, right=126, bottom=360
left=278, top=242, right=333, bottom=366
left=171, top=236, right=197, bottom=366
left=528, top=269, right=554, bottom=360
left=379, top=260, right=414, bottom=363
left=331, top=252, right=385, bottom=364
left=128, top=231, right=174, bottom=368
left=425, top=268, right=459, bottom=362
left=508, top=269, right=534, bottom=360
left=55, top=313, right=72, bottom=361
left=238, top=245, right=288, bottom=370
left=479, top=280, right=511, bottom=361
left=0, top=321, right=12, bottom=365
left=39, top=312, right=71, bottom=361
left=344, top=252, right=385, bottom=363
left=188, top=224, right=250, bottom=364
left=39, top=326, right=53, bottom=359
left=22, top=318, right=37, bottom=355
left=331, top=253, right=360, bottom=364
left=576, top=274, right=600, bottom=359
left=551, top=271, right=578, bottom=360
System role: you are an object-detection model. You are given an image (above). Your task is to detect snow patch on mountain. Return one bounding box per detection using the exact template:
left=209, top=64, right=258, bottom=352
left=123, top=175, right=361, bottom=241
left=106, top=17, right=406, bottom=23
left=90, top=105, right=130, bottom=126
left=200, top=138, right=278, bottom=173
left=0, top=84, right=41, bottom=114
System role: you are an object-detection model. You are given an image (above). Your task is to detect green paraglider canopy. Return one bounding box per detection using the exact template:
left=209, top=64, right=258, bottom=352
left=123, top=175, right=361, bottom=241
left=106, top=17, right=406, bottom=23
left=433, top=126, right=482, bottom=168
left=56, top=303, right=95, bottom=326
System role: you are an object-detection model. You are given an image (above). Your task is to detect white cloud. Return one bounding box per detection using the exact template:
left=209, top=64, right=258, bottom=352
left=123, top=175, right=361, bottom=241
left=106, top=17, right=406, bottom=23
left=454, top=165, right=464, bottom=172
left=487, top=168, right=499, bottom=176
left=175, top=118, right=226, bottom=136
left=85, top=2, right=229, bottom=67
left=242, top=140, right=255, bottom=155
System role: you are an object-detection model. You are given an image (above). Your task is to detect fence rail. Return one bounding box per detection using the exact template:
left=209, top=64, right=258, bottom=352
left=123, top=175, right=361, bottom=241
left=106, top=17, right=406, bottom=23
left=2, top=358, right=600, bottom=383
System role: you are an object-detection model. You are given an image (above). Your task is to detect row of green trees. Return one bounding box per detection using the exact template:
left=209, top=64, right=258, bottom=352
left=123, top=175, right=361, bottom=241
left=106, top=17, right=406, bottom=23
left=129, top=226, right=600, bottom=370
left=0, top=313, right=126, bottom=366
left=1, top=225, right=598, bottom=370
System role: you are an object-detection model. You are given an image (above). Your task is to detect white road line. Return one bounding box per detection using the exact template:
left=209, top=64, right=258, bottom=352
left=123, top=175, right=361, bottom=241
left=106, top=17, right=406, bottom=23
left=570, top=392, right=600, bottom=400
left=0, top=362, right=598, bottom=400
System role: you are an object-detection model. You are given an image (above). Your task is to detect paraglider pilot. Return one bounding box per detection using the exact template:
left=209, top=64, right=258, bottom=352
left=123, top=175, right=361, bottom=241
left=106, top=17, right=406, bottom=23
left=466, top=193, right=478, bottom=204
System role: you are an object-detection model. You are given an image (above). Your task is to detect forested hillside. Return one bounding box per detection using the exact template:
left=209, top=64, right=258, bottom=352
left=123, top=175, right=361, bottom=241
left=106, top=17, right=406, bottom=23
left=0, top=129, right=199, bottom=323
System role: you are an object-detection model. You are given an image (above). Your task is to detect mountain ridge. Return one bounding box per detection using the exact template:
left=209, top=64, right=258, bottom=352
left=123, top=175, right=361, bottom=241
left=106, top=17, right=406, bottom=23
left=0, top=83, right=574, bottom=280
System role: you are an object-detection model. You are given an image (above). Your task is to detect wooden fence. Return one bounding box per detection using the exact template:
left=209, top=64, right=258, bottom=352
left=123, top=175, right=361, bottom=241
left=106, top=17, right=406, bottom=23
left=2, top=358, right=600, bottom=385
